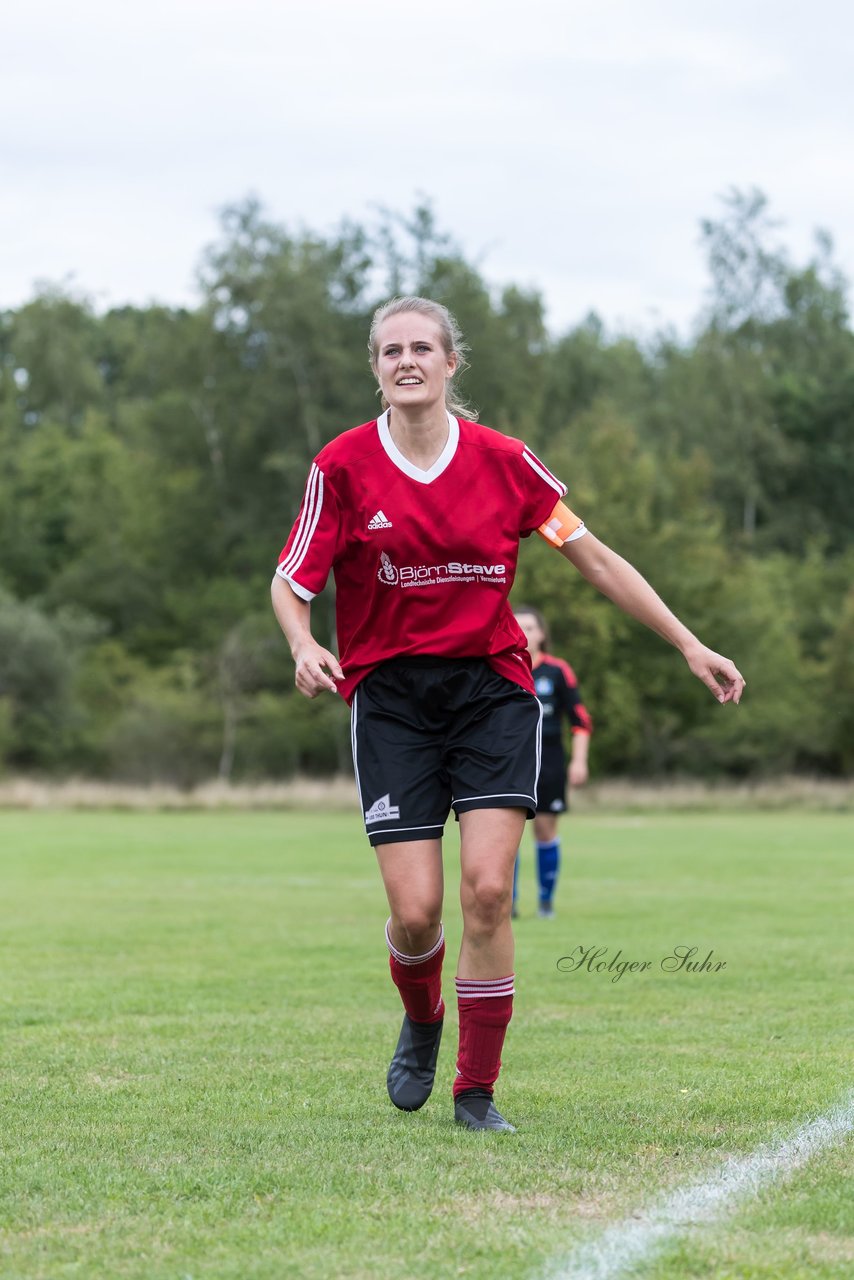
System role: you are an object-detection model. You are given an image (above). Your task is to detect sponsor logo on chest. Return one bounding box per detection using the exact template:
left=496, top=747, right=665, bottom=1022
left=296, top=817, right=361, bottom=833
left=376, top=551, right=506, bottom=588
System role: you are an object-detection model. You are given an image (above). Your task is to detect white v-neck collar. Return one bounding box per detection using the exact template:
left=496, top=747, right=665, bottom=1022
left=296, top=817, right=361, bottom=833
left=377, top=410, right=459, bottom=484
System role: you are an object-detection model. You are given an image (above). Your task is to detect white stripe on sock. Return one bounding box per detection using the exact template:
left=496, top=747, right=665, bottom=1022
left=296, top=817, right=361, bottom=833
left=385, top=919, right=444, bottom=966
left=455, top=974, right=515, bottom=998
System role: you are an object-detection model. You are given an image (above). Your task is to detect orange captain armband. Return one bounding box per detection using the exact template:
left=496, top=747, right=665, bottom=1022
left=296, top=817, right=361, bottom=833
left=537, top=500, right=587, bottom=548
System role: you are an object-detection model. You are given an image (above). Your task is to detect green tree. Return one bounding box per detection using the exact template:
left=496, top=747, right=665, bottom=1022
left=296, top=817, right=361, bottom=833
left=0, top=592, right=82, bottom=767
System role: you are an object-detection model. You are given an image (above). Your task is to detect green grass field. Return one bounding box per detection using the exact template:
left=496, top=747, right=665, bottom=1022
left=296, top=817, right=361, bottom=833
left=0, top=810, right=852, bottom=1279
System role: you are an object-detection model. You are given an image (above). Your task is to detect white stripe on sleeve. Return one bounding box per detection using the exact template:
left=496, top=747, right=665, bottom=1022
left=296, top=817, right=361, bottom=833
left=281, top=464, right=325, bottom=578
left=280, top=464, right=318, bottom=576
left=522, top=448, right=567, bottom=497
left=275, top=568, right=315, bottom=601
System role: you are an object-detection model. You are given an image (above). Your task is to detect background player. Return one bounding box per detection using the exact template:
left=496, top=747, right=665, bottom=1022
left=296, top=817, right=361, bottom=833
left=513, top=605, right=592, bottom=918
left=270, top=294, right=745, bottom=1135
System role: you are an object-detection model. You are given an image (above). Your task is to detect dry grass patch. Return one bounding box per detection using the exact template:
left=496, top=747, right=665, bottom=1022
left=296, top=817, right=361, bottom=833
left=453, top=1187, right=620, bottom=1227
left=576, top=776, right=854, bottom=812
left=708, top=1226, right=854, bottom=1267
left=0, top=775, right=360, bottom=811
left=2, top=774, right=853, bottom=812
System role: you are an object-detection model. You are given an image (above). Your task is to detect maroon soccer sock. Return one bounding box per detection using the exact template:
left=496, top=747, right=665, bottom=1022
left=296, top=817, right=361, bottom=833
left=385, top=919, right=445, bottom=1025
left=453, top=975, right=515, bottom=1099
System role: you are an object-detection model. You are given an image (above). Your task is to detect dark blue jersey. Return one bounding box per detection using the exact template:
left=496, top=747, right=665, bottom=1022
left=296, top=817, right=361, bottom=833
left=532, top=656, right=592, bottom=744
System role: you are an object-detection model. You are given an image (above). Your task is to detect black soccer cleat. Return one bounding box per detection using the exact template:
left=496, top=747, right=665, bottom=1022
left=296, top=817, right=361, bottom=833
left=387, top=1014, right=444, bottom=1111
left=454, top=1088, right=517, bottom=1133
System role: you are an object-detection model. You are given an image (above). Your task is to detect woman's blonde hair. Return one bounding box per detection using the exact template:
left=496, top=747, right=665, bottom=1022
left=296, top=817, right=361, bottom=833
left=368, top=295, right=477, bottom=420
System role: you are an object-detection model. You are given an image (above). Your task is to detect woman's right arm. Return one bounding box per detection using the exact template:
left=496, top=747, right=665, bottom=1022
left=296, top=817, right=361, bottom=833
left=271, top=575, right=344, bottom=699
left=559, top=534, right=745, bottom=703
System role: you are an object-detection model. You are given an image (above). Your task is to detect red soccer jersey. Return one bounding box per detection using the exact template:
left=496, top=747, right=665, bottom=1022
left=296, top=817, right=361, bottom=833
left=276, top=411, right=585, bottom=703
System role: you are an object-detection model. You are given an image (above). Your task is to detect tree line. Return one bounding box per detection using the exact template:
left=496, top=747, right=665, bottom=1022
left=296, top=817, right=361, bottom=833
left=1, top=190, right=852, bottom=782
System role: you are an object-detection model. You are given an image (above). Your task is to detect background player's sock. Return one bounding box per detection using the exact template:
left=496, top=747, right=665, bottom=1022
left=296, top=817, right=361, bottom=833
left=511, top=852, right=520, bottom=914
left=386, top=919, right=445, bottom=1024
left=536, top=839, right=561, bottom=904
left=453, top=975, right=514, bottom=1098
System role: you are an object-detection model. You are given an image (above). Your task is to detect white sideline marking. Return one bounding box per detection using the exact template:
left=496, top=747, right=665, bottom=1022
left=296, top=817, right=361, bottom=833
left=545, top=1092, right=854, bottom=1280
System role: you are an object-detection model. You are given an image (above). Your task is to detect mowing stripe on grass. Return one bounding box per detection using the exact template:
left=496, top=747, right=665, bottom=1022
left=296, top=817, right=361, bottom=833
left=544, top=1092, right=854, bottom=1280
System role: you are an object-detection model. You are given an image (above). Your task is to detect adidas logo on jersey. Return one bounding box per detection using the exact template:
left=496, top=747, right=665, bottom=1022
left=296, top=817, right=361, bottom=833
left=368, top=510, right=393, bottom=529
left=365, top=793, right=400, bottom=823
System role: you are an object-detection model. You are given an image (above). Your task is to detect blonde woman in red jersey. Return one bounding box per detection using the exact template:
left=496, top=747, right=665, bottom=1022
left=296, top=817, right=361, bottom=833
left=271, top=296, right=745, bottom=1133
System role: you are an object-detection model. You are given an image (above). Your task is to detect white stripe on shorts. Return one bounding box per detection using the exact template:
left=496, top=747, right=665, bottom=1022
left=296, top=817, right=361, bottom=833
left=350, top=688, right=364, bottom=814
left=368, top=823, right=445, bottom=836
left=452, top=791, right=536, bottom=807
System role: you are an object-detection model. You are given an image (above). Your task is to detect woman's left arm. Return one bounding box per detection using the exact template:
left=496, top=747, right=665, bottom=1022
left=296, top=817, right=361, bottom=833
left=560, top=533, right=745, bottom=705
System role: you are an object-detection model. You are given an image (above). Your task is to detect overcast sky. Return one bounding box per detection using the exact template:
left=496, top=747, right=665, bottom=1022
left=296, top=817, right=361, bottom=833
left=3, top=0, right=852, bottom=335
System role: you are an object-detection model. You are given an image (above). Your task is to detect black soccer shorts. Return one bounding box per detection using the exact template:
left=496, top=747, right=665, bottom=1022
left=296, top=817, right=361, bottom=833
left=535, top=740, right=568, bottom=814
left=350, top=657, right=543, bottom=846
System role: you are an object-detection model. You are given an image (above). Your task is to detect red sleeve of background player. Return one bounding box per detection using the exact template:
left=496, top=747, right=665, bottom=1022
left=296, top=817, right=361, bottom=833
left=553, top=657, right=593, bottom=735
left=274, top=462, right=341, bottom=601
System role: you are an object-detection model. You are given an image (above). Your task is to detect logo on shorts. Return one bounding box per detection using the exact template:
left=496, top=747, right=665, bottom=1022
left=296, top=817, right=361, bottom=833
left=365, top=794, right=400, bottom=823
left=368, top=510, right=393, bottom=530
left=377, top=551, right=399, bottom=585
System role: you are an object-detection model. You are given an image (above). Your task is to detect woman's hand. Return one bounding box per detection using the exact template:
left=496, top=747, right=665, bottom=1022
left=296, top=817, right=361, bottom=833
left=271, top=576, right=344, bottom=698
left=682, top=642, right=745, bottom=705
left=568, top=759, right=589, bottom=787
left=568, top=731, right=590, bottom=787
left=293, top=639, right=344, bottom=699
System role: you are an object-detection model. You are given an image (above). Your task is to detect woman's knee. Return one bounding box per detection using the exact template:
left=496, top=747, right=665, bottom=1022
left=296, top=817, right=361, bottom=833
left=461, top=876, right=512, bottom=932
left=389, top=905, right=443, bottom=953
left=534, top=814, right=558, bottom=843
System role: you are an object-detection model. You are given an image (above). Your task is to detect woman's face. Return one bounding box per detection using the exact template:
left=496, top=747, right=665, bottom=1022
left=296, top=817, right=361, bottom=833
left=374, top=314, right=457, bottom=416
left=515, top=612, right=546, bottom=656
